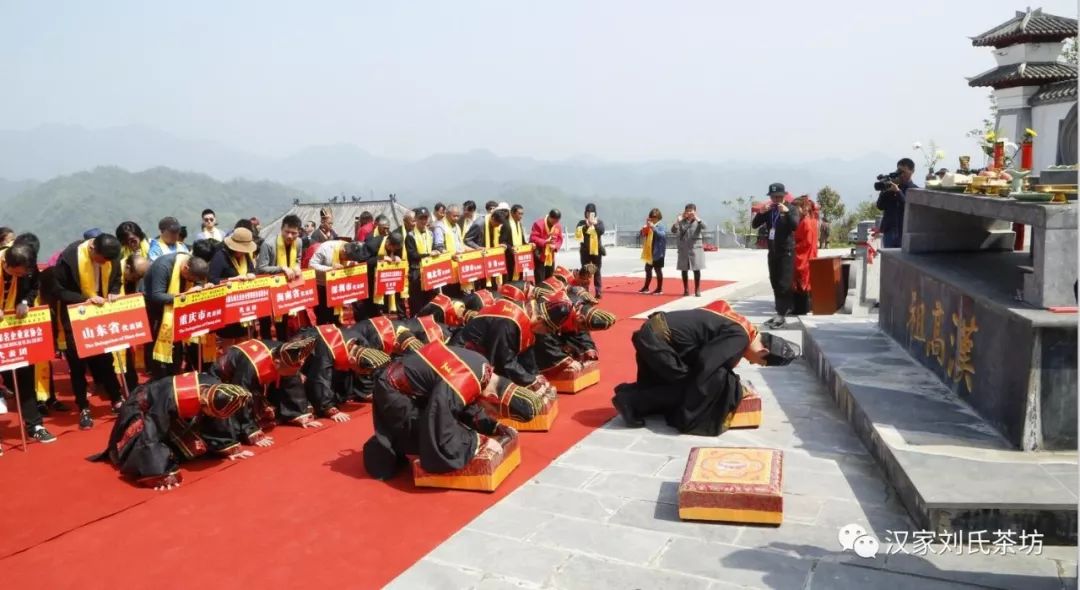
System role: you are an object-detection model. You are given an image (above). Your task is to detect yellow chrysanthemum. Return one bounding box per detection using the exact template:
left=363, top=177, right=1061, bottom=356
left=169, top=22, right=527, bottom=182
left=1025, top=128, right=1038, bottom=138
left=985, top=131, right=996, bottom=141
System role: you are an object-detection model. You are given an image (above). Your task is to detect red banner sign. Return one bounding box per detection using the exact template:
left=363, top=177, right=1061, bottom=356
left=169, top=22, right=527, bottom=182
left=421, top=253, right=454, bottom=291
left=514, top=245, right=535, bottom=280
left=456, top=250, right=486, bottom=284
left=172, top=285, right=227, bottom=341
left=0, top=306, right=54, bottom=371
left=222, top=276, right=276, bottom=324
left=271, top=269, right=319, bottom=316
left=374, top=261, right=408, bottom=297
left=68, top=294, right=152, bottom=358
left=326, top=264, right=369, bottom=306
left=483, top=246, right=507, bottom=278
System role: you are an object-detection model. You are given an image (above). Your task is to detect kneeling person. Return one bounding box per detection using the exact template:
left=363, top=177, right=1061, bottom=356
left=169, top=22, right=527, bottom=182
left=612, top=300, right=797, bottom=436
left=89, top=373, right=252, bottom=490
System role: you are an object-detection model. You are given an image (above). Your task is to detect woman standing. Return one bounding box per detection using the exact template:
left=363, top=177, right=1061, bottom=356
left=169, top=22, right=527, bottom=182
left=792, top=196, right=820, bottom=315
left=638, top=208, right=667, bottom=294
left=671, top=203, right=706, bottom=297
left=575, top=203, right=605, bottom=298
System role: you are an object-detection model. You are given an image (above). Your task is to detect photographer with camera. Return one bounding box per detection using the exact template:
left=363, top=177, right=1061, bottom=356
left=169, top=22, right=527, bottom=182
left=752, top=183, right=800, bottom=328
left=875, top=158, right=917, bottom=248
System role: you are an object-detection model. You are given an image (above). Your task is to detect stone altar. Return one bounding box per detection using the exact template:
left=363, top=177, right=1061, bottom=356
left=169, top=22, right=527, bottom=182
left=880, top=188, right=1078, bottom=450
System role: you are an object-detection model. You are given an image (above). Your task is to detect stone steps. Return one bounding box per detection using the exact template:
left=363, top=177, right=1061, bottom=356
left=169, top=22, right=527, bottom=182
left=800, top=316, right=1078, bottom=544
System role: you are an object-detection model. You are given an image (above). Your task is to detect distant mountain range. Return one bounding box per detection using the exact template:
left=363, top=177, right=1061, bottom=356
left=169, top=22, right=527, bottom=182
left=0, top=124, right=889, bottom=209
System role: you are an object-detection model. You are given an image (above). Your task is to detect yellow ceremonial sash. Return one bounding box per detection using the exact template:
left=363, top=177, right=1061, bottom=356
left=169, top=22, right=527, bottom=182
left=641, top=226, right=654, bottom=264
left=440, top=220, right=459, bottom=254
left=585, top=226, right=599, bottom=256
left=372, top=236, right=390, bottom=306
left=0, top=271, right=19, bottom=312
left=276, top=235, right=297, bottom=269
left=152, top=254, right=189, bottom=363
left=77, top=239, right=111, bottom=298
left=121, top=239, right=150, bottom=260
left=544, top=221, right=556, bottom=266
left=410, top=230, right=431, bottom=256
left=229, top=252, right=250, bottom=276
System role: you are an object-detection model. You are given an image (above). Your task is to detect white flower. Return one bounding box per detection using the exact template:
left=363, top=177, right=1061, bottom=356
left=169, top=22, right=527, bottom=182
left=1005, top=141, right=1018, bottom=152
left=912, top=142, right=923, bottom=150
left=934, top=149, right=946, bottom=160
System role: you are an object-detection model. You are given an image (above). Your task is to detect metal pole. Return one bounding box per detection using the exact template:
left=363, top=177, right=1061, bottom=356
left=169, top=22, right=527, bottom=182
left=12, top=369, right=27, bottom=452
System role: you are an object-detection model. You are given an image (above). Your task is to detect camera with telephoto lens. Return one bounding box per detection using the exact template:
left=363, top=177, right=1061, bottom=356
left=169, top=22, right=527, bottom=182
left=873, top=172, right=900, bottom=191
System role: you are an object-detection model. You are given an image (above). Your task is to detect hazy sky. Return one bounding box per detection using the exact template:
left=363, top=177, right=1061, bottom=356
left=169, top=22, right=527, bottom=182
left=2, top=0, right=1076, bottom=165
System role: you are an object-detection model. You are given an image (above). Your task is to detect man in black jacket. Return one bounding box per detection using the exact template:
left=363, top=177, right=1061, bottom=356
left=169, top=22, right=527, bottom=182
left=52, top=234, right=124, bottom=429
left=752, top=183, right=801, bottom=328
left=875, top=158, right=917, bottom=249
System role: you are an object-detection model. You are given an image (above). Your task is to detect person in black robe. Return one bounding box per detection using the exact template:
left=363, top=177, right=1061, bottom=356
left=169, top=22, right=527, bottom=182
left=359, top=229, right=405, bottom=319
left=450, top=293, right=615, bottom=389
left=303, top=324, right=394, bottom=420
left=362, top=340, right=544, bottom=480
left=533, top=305, right=612, bottom=375
left=203, top=334, right=318, bottom=452
left=612, top=300, right=799, bottom=436
left=89, top=372, right=253, bottom=490
left=415, top=293, right=467, bottom=329
left=462, top=288, right=498, bottom=313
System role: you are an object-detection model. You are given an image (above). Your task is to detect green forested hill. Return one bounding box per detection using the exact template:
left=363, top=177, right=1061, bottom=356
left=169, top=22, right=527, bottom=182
left=2, top=166, right=309, bottom=253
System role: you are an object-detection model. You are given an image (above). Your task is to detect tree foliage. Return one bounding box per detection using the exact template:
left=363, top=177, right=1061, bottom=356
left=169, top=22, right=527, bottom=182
left=815, top=186, right=845, bottom=224
left=719, top=196, right=757, bottom=246
left=2, top=166, right=309, bottom=254
left=1063, top=37, right=1077, bottom=66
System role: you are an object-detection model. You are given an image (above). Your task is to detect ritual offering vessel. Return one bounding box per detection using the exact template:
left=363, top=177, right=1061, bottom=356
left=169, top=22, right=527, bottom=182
left=679, top=447, right=784, bottom=525
left=412, top=426, right=521, bottom=492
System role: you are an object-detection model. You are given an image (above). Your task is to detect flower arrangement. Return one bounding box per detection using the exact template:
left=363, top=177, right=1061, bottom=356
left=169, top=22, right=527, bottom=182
left=913, top=140, right=945, bottom=172
left=974, top=128, right=1036, bottom=167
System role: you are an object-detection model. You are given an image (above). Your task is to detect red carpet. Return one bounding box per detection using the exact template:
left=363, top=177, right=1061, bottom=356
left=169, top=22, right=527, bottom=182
left=596, top=275, right=731, bottom=296
left=0, top=279, right=714, bottom=588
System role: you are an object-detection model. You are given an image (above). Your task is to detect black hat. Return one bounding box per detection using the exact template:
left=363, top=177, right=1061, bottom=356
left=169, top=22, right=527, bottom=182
left=767, top=183, right=786, bottom=196
left=760, top=332, right=800, bottom=366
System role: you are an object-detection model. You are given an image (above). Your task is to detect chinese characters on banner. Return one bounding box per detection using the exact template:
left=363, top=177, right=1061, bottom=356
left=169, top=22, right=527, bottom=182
left=456, top=250, right=486, bottom=284
left=374, top=261, right=408, bottom=297
left=68, top=294, right=152, bottom=357
left=513, top=245, right=535, bottom=280
left=172, top=285, right=228, bottom=341
left=483, top=246, right=507, bottom=278
left=325, top=264, right=369, bottom=306
left=223, top=276, right=275, bottom=324
left=271, top=269, right=319, bottom=316
left=906, top=290, right=979, bottom=393
left=420, top=253, right=454, bottom=291
left=0, top=306, right=54, bottom=370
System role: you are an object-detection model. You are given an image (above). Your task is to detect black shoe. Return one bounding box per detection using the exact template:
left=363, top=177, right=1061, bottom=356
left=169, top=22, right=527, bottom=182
left=78, top=409, right=93, bottom=430
left=612, top=396, right=645, bottom=428
left=637, top=287, right=649, bottom=293
left=29, top=425, right=57, bottom=444
left=683, top=290, right=690, bottom=297
left=695, top=290, right=701, bottom=297
left=47, top=399, right=71, bottom=412
left=651, top=289, right=662, bottom=295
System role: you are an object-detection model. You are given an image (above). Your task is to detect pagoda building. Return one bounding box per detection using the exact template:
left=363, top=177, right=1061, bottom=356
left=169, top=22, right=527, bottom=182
left=968, top=7, right=1077, bottom=172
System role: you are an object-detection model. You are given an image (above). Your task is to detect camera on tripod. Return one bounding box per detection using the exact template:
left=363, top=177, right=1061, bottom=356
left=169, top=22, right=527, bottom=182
left=873, top=172, right=900, bottom=191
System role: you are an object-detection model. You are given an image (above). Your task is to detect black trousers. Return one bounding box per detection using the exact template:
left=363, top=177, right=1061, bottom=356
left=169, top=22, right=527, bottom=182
left=534, top=264, right=554, bottom=283
left=768, top=251, right=795, bottom=317
left=407, top=275, right=433, bottom=318
left=314, top=284, right=339, bottom=326
left=4, top=364, right=42, bottom=429
left=579, top=253, right=603, bottom=295
left=63, top=346, right=121, bottom=410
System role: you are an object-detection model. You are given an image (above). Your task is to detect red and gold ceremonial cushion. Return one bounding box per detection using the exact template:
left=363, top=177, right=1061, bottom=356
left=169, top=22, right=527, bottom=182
left=545, top=360, right=600, bottom=394
left=412, top=427, right=521, bottom=492
left=678, top=447, right=783, bottom=526
left=724, top=383, right=762, bottom=430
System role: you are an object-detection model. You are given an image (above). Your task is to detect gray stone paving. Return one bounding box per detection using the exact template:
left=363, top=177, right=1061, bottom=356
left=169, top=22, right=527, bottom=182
left=387, top=296, right=1078, bottom=590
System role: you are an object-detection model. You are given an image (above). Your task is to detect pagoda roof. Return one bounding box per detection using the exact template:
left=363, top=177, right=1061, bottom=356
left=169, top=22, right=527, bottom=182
left=1031, top=79, right=1079, bottom=105
left=971, top=8, right=1077, bottom=48
left=967, top=61, right=1077, bottom=89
